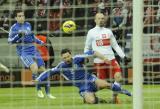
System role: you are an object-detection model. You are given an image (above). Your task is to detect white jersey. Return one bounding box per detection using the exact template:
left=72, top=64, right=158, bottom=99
left=84, top=26, right=125, bottom=63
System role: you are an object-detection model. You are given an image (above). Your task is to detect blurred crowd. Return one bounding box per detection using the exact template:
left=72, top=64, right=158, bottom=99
left=0, top=0, right=159, bottom=38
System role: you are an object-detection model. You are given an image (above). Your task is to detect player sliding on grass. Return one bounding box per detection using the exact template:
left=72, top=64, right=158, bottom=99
left=36, top=48, right=131, bottom=103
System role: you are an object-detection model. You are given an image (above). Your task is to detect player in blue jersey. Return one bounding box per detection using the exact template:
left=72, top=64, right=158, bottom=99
left=36, top=48, right=131, bottom=104
left=8, top=10, right=55, bottom=99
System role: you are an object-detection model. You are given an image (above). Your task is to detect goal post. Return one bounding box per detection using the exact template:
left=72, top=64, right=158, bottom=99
left=133, top=0, right=144, bottom=109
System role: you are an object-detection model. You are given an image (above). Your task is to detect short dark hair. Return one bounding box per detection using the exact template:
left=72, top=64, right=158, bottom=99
left=14, top=9, right=24, bottom=17
left=61, top=48, right=71, bottom=55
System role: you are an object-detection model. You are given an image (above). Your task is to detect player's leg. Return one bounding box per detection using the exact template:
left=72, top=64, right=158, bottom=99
left=38, top=66, right=50, bottom=95
left=82, top=92, right=110, bottom=104
left=110, top=59, right=123, bottom=103
left=36, top=54, right=55, bottom=99
left=78, top=76, right=107, bottom=104
left=95, top=78, right=111, bottom=89
left=95, top=79, right=120, bottom=103
left=36, top=77, right=56, bottom=99
left=20, top=55, right=45, bottom=98
left=94, top=61, right=121, bottom=103
left=31, top=53, right=45, bottom=98
left=35, top=70, right=49, bottom=96
left=95, top=78, right=131, bottom=96
left=20, top=55, right=39, bottom=79
left=112, top=61, right=122, bottom=82
left=88, top=74, right=121, bottom=92
left=30, top=62, right=39, bottom=79
left=36, top=52, right=46, bottom=75
left=30, top=63, right=46, bottom=98
left=83, top=92, right=96, bottom=104
left=80, top=81, right=112, bottom=104
left=37, top=55, right=56, bottom=99
left=94, top=63, right=108, bottom=79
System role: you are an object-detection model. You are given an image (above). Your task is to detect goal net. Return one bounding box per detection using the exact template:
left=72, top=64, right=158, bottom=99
left=0, top=0, right=159, bottom=109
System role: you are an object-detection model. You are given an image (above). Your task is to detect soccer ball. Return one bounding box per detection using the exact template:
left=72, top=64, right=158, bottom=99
left=62, top=20, right=76, bottom=34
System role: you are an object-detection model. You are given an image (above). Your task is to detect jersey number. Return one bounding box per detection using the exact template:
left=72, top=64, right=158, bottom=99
left=96, top=39, right=110, bottom=46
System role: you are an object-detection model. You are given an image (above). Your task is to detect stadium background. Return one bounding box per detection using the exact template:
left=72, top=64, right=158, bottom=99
left=0, top=0, right=159, bottom=86
left=0, top=0, right=134, bottom=86
left=0, top=0, right=159, bottom=109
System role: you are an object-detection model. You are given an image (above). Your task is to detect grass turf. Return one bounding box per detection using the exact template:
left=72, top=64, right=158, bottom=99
left=0, top=85, right=160, bottom=109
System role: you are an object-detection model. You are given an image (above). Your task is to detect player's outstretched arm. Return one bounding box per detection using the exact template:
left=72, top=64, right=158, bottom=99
left=36, top=67, right=60, bottom=82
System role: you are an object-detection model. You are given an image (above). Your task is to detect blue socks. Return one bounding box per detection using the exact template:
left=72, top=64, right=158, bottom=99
left=111, top=82, right=132, bottom=96
left=111, top=83, right=121, bottom=91
left=45, top=82, right=51, bottom=94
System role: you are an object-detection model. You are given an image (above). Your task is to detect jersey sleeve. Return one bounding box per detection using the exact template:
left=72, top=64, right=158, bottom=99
left=50, top=63, right=61, bottom=73
left=34, top=37, right=44, bottom=45
left=84, top=50, right=94, bottom=55
left=8, top=26, right=21, bottom=43
left=37, top=63, right=61, bottom=81
left=110, top=30, right=125, bottom=58
left=32, top=34, right=44, bottom=45
left=74, top=51, right=95, bottom=63
left=84, top=30, right=93, bottom=53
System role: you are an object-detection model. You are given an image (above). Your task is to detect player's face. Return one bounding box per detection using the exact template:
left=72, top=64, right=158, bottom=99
left=95, top=13, right=105, bottom=27
left=15, top=12, right=25, bottom=24
left=61, top=52, right=72, bottom=64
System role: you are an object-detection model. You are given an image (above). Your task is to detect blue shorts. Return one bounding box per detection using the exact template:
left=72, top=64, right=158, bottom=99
left=20, top=51, right=45, bottom=68
left=78, top=74, right=98, bottom=98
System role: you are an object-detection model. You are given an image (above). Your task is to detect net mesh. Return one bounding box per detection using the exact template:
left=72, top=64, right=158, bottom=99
left=0, top=0, right=159, bottom=109
left=142, top=1, right=160, bottom=108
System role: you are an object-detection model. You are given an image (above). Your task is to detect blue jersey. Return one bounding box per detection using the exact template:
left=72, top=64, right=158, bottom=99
left=8, top=22, right=44, bottom=56
left=37, top=52, right=97, bottom=92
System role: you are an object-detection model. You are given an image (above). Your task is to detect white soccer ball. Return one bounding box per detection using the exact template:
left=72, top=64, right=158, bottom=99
left=62, top=20, right=76, bottom=34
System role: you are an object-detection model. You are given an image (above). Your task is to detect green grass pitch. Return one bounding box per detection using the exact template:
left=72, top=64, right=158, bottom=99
left=0, top=85, right=160, bottom=109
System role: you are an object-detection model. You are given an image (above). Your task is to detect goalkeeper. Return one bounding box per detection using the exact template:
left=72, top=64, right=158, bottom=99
left=8, top=10, right=55, bottom=99
left=36, top=48, right=131, bottom=104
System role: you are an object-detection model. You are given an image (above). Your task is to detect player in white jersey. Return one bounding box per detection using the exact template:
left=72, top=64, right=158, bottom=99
left=84, top=13, right=129, bottom=103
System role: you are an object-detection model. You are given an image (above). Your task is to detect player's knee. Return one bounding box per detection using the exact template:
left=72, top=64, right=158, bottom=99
left=85, top=98, right=95, bottom=104
left=95, top=79, right=109, bottom=89
left=85, top=97, right=96, bottom=104
left=30, top=63, right=38, bottom=73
